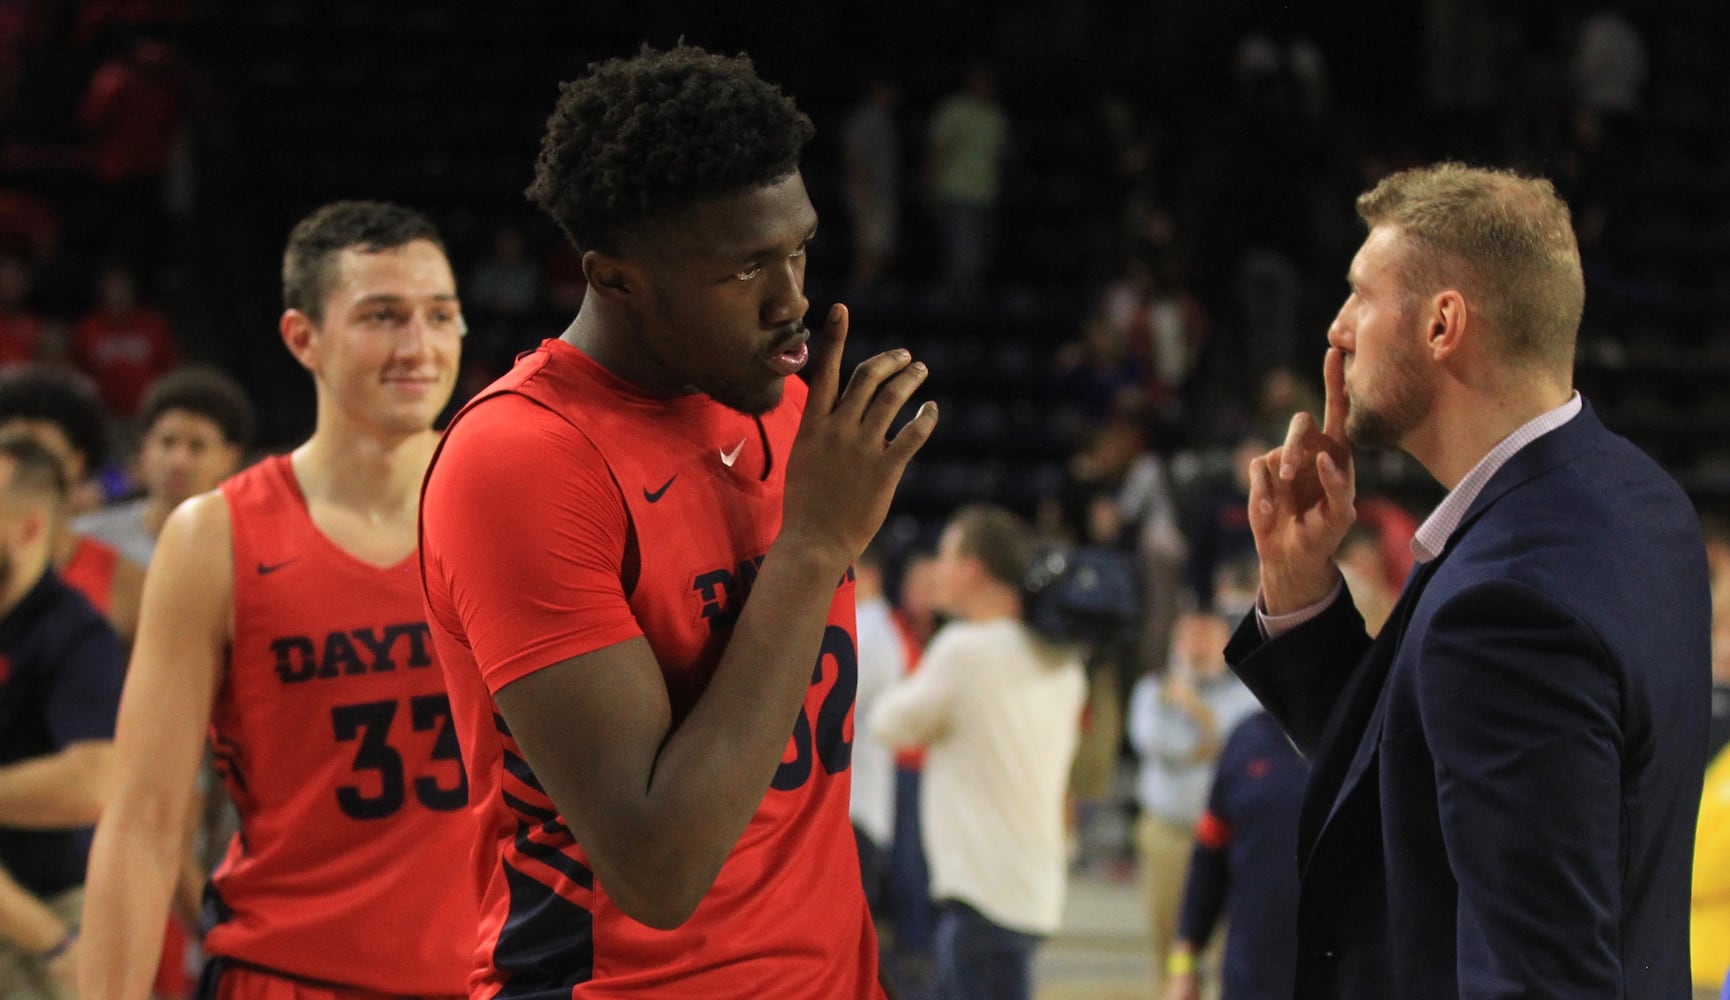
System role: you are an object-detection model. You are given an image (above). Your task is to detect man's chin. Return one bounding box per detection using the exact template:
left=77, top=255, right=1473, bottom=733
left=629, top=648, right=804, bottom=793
left=715, top=380, right=786, bottom=417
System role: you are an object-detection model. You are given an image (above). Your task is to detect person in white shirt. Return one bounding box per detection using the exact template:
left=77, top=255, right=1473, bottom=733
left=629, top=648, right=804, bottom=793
left=871, top=504, right=1085, bottom=1000
left=850, top=540, right=906, bottom=908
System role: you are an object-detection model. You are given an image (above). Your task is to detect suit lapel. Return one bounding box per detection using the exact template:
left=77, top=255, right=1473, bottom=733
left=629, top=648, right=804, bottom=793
left=1299, top=556, right=1442, bottom=866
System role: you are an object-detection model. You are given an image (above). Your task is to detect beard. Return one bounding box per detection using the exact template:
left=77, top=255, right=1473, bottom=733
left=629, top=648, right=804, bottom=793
left=1345, top=336, right=1434, bottom=451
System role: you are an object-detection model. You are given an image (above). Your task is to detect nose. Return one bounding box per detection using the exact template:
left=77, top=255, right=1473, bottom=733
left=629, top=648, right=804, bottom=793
left=1327, top=302, right=1352, bottom=351
left=761, top=256, right=808, bottom=328
left=394, top=311, right=434, bottom=359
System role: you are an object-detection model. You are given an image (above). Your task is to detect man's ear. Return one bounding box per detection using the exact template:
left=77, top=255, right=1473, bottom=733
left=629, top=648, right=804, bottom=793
left=1426, top=289, right=1469, bottom=360
left=582, top=251, right=641, bottom=304
left=280, top=309, right=318, bottom=371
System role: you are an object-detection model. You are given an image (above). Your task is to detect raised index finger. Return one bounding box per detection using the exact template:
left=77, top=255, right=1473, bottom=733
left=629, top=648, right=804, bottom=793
left=1322, top=346, right=1349, bottom=444
left=805, top=304, right=848, bottom=415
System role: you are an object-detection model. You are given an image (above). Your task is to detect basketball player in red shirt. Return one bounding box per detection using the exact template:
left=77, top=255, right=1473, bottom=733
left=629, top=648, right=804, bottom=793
left=80, top=201, right=479, bottom=998
left=420, top=46, right=937, bottom=997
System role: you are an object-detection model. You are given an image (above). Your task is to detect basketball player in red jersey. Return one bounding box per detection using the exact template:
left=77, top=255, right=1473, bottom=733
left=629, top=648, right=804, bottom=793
left=420, top=46, right=937, bottom=997
left=80, top=202, right=479, bottom=999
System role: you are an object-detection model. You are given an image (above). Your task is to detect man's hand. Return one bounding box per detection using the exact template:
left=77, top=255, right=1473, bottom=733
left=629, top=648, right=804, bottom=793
left=780, top=303, right=938, bottom=568
left=1249, top=346, right=1355, bottom=614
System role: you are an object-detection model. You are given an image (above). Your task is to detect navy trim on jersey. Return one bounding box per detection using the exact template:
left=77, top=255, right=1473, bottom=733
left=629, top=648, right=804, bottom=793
left=502, top=749, right=546, bottom=793
left=502, top=789, right=558, bottom=824
left=495, top=860, right=593, bottom=998
left=513, top=820, right=593, bottom=889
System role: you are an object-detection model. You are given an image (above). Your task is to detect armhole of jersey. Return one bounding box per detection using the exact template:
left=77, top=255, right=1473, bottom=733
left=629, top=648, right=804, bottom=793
left=621, top=506, right=640, bottom=602
left=753, top=414, right=772, bottom=483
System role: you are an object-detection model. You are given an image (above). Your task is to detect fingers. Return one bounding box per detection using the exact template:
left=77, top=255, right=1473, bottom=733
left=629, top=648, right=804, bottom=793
left=1249, top=452, right=1277, bottom=519
left=885, top=400, right=939, bottom=466
left=805, top=304, right=849, bottom=415
left=836, top=347, right=915, bottom=425
left=1317, top=447, right=1356, bottom=523
left=1279, top=412, right=1316, bottom=481
left=859, top=359, right=931, bottom=442
left=1322, top=346, right=1348, bottom=442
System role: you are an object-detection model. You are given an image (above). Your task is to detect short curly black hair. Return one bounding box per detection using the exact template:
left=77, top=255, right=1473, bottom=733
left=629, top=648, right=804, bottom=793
left=526, top=44, right=815, bottom=255
left=282, top=200, right=444, bottom=323
left=0, top=366, right=109, bottom=473
left=140, top=365, right=257, bottom=448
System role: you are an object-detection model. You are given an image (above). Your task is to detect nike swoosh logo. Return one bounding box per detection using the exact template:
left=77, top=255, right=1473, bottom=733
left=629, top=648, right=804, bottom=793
left=643, top=475, right=676, bottom=503
left=720, top=438, right=747, bottom=468
left=257, top=559, right=296, bottom=575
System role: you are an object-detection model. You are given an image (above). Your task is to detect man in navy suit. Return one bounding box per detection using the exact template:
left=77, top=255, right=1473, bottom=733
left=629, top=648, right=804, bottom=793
left=1226, top=162, right=1710, bottom=999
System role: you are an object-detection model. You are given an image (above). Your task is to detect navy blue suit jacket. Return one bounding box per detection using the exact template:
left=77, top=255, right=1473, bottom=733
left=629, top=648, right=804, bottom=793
left=1227, top=402, right=1710, bottom=999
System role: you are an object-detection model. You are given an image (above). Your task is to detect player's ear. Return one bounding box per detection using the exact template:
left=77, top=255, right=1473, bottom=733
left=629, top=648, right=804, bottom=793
left=280, top=309, right=320, bottom=371
left=1427, top=289, right=1468, bottom=361
left=582, top=251, right=640, bottom=304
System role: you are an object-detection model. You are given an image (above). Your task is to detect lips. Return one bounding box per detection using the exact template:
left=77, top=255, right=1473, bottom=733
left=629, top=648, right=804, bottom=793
left=767, top=328, right=810, bottom=376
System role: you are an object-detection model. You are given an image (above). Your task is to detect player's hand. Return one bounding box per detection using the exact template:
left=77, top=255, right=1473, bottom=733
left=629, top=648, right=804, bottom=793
left=782, top=303, right=937, bottom=568
left=1248, top=346, right=1355, bottom=614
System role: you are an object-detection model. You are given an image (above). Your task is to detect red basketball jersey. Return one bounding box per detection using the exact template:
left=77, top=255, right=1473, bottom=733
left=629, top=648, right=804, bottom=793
left=421, top=340, right=881, bottom=998
left=206, top=455, right=476, bottom=992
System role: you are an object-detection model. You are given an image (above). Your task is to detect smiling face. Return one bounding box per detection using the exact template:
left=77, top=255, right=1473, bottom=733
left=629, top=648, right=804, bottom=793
left=611, top=172, right=818, bottom=416
left=288, top=239, right=463, bottom=437
left=1328, top=225, right=1437, bottom=451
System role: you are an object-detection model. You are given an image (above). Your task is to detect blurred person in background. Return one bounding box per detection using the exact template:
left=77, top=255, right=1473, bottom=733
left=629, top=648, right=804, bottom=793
left=872, top=505, right=1085, bottom=1000
left=0, top=431, right=126, bottom=997
left=842, top=74, right=901, bottom=294
left=925, top=64, right=1008, bottom=304
left=1162, top=710, right=1307, bottom=1000
left=68, top=266, right=177, bottom=419
left=0, top=367, right=142, bottom=642
left=73, top=366, right=253, bottom=567
left=1128, top=610, right=1260, bottom=998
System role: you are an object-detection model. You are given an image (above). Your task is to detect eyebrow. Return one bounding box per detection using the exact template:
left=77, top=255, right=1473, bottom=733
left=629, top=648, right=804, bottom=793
left=733, top=221, right=819, bottom=264
left=348, top=293, right=462, bottom=308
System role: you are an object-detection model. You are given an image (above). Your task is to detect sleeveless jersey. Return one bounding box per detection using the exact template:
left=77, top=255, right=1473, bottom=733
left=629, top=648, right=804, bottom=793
left=421, top=340, right=881, bottom=998
left=62, top=534, right=119, bottom=613
left=205, top=455, right=476, bottom=992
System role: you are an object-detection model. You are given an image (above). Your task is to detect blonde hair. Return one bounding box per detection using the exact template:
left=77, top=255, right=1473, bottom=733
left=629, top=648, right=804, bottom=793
left=1356, top=162, right=1584, bottom=372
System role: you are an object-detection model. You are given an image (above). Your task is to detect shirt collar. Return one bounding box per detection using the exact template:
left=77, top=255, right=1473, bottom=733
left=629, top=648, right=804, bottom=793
left=1410, top=392, right=1582, bottom=563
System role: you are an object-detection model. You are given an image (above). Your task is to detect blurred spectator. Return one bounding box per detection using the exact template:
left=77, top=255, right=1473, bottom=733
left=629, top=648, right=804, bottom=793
left=1694, top=741, right=1730, bottom=999
left=925, top=64, right=1008, bottom=303
left=0, top=431, right=127, bottom=995
left=466, top=224, right=542, bottom=319
left=1128, top=611, right=1260, bottom=998
left=463, top=224, right=543, bottom=391
left=842, top=75, right=901, bottom=293
left=1252, top=366, right=1320, bottom=446
left=0, top=366, right=145, bottom=642
left=0, top=252, right=43, bottom=366
left=76, top=31, right=193, bottom=269
left=872, top=506, right=1085, bottom=1000
left=70, top=264, right=177, bottom=417
left=851, top=540, right=907, bottom=912
left=1571, top=8, right=1646, bottom=115
left=1115, top=433, right=1188, bottom=677
left=1051, top=311, right=1150, bottom=423
left=1184, top=434, right=1266, bottom=613
left=1706, top=514, right=1730, bottom=759
left=1335, top=523, right=1397, bottom=638
left=1099, top=251, right=1209, bottom=420
left=1352, top=494, right=1420, bottom=594
left=73, top=365, right=253, bottom=566
left=1162, top=711, right=1307, bottom=1000
left=885, top=551, right=940, bottom=995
